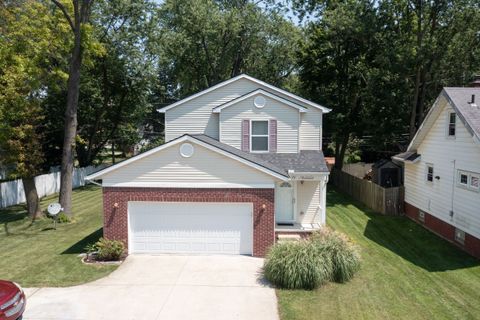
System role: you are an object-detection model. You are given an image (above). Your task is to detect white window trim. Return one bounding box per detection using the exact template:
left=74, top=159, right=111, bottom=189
left=457, top=169, right=480, bottom=192
left=446, top=111, right=456, bottom=139
left=425, top=163, right=434, bottom=183
left=250, top=120, right=269, bottom=153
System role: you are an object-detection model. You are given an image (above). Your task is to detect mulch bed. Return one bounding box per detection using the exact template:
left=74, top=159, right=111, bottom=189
left=81, top=253, right=127, bottom=266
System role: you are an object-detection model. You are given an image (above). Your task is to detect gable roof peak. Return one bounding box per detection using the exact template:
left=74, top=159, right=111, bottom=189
left=157, top=74, right=331, bottom=113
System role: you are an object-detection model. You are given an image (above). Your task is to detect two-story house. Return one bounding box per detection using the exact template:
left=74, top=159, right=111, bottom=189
left=87, top=75, right=331, bottom=257
left=393, top=79, right=480, bottom=258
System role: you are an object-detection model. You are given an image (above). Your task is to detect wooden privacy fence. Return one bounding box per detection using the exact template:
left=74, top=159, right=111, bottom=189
left=330, top=169, right=404, bottom=215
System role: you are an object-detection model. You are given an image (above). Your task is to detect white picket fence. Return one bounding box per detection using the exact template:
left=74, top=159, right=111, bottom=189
left=0, top=165, right=107, bottom=209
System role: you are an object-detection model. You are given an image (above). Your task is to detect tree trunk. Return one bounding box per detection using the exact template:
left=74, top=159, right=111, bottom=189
left=409, top=67, right=421, bottom=140
left=22, top=177, right=42, bottom=220
left=59, top=25, right=83, bottom=216
left=335, top=133, right=350, bottom=171
left=111, top=141, right=115, bottom=164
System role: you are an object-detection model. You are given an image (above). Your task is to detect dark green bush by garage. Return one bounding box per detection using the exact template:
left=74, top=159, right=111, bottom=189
left=264, top=228, right=360, bottom=290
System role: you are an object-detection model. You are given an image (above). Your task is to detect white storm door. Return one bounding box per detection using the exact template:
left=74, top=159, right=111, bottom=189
left=275, top=182, right=294, bottom=223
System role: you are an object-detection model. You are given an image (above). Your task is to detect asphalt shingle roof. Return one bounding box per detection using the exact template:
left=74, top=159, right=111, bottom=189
left=444, top=87, right=480, bottom=141
left=255, top=152, right=329, bottom=173
left=191, top=134, right=329, bottom=175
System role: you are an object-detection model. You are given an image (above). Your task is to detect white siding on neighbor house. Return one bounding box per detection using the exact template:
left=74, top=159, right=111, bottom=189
left=296, top=180, right=325, bottom=226
left=404, top=100, right=480, bottom=239
left=219, top=94, right=300, bottom=153
left=165, top=78, right=261, bottom=141
left=101, top=142, right=279, bottom=188
left=299, top=108, right=323, bottom=150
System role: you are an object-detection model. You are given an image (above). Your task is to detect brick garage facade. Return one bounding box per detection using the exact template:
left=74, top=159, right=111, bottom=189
left=102, top=187, right=275, bottom=257
left=405, top=201, right=480, bottom=259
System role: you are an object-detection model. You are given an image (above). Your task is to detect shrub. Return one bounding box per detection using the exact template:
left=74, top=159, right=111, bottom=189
left=311, top=228, right=361, bottom=283
left=264, top=227, right=360, bottom=289
left=264, top=241, right=332, bottom=290
left=56, top=212, right=70, bottom=223
left=91, top=238, right=125, bottom=261
left=45, top=212, right=70, bottom=223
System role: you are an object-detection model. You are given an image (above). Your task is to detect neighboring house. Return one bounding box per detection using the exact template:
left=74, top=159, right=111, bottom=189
left=393, top=81, right=480, bottom=258
left=87, top=74, right=331, bottom=257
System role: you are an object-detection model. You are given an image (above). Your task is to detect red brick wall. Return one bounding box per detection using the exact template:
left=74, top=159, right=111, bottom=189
left=102, top=187, right=275, bottom=257
left=405, top=201, right=480, bottom=259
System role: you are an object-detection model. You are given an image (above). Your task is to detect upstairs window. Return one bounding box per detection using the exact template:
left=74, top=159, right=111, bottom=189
left=458, top=170, right=480, bottom=192
left=447, top=112, right=456, bottom=137
left=426, top=164, right=434, bottom=182
left=251, top=120, right=269, bottom=152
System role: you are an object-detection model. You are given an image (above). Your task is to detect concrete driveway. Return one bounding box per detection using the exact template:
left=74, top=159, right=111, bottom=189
left=23, top=255, right=278, bottom=320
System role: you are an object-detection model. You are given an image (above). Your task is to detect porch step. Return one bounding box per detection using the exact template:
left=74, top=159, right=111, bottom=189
left=277, top=234, right=302, bottom=242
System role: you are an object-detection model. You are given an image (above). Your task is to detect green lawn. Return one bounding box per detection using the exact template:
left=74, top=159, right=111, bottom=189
left=278, top=188, right=480, bottom=320
left=0, top=185, right=117, bottom=287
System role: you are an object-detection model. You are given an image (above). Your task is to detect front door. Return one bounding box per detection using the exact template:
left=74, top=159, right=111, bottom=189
left=275, top=181, right=294, bottom=223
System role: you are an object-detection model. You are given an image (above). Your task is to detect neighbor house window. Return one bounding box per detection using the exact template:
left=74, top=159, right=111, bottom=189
left=447, top=112, right=456, bottom=137
left=459, top=172, right=468, bottom=186
left=471, top=175, right=480, bottom=190
left=458, top=170, right=480, bottom=192
left=454, top=228, right=465, bottom=245
left=426, top=164, right=434, bottom=182
left=251, top=120, right=269, bottom=152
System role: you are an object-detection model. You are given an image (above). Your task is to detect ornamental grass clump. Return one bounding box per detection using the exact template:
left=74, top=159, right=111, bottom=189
left=311, top=228, right=361, bottom=283
left=263, top=241, right=332, bottom=290
left=264, top=227, right=360, bottom=290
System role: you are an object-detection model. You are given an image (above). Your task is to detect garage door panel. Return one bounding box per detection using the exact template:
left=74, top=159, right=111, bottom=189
left=128, top=202, right=253, bottom=255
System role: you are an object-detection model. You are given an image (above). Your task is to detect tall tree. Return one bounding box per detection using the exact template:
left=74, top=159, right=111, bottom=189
left=52, top=0, right=94, bottom=216
left=153, top=0, right=301, bottom=99
left=295, top=0, right=480, bottom=164
left=298, top=0, right=379, bottom=169
left=0, top=1, right=70, bottom=218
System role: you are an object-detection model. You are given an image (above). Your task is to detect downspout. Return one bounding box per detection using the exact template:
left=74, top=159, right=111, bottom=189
left=450, top=160, right=456, bottom=221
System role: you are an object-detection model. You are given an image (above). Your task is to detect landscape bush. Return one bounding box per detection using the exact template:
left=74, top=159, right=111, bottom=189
left=263, top=241, right=332, bottom=290
left=311, top=228, right=361, bottom=283
left=264, top=227, right=360, bottom=290
left=87, top=237, right=125, bottom=261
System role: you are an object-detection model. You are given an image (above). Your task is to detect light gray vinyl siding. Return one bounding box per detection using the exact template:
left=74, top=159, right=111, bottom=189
left=219, top=94, right=300, bottom=153
left=101, top=142, right=278, bottom=188
left=164, top=78, right=324, bottom=150
left=164, top=78, right=260, bottom=141
left=404, top=100, right=480, bottom=239
left=299, top=108, right=322, bottom=150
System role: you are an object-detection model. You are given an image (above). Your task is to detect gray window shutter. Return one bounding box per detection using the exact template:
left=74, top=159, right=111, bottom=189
left=269, top=119, right=277, bottom=153
left=241, top=120, right=250, bottom=152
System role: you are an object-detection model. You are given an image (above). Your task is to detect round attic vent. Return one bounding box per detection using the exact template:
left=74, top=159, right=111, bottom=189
left=254, top=96, right=266, bottom=108
left=180, top=143, right=194, bottom=158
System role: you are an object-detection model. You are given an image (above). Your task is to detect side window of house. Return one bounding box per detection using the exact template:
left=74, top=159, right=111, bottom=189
left=457, top=170, right=480, bottom=192
left=426, top=164, right=434, bottom=182
left=251, top=120, right=269, bottom=152
left=447, top=112, right=456, bottom=137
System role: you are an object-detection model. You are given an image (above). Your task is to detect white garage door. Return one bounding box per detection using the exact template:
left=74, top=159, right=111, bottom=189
left=128, top=202, right=253, bottom=255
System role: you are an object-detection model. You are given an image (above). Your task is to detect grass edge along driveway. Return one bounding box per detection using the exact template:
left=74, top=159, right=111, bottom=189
left=0, top=185, right=117, bottom=287
left=277, top=187, right=480, bottom=320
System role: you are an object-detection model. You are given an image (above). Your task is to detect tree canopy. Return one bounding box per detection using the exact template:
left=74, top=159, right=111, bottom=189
left=1, top=0, right=479, bottom=209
